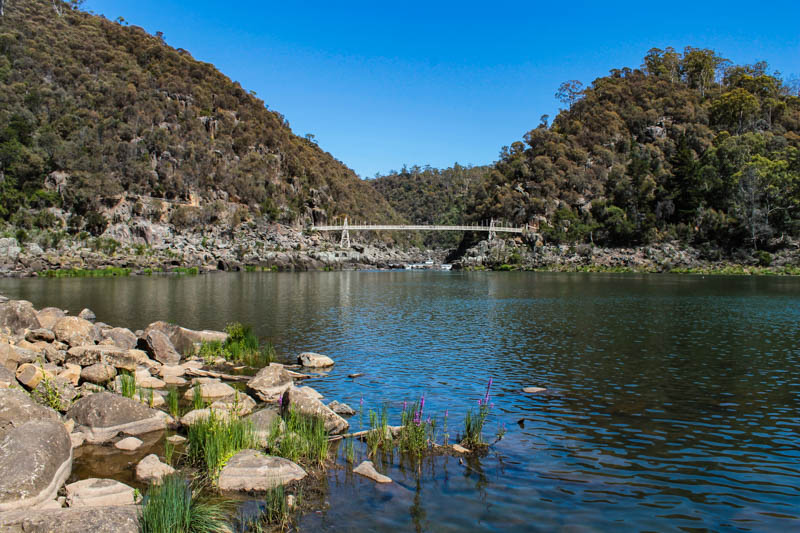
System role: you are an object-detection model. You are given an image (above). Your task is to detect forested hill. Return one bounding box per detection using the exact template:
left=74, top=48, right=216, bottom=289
left=0, top=0, right=400, bottom=228
left=467, top=48, right=800, bottom=250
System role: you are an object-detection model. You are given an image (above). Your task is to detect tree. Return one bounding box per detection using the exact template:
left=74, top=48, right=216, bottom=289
left=681, top=47, right=727, bottom=97
left=643, top=47, right=680, bottom=82
left=711, top=88, right=760, bottom=133
left=555, top=80, right=584, bottom=109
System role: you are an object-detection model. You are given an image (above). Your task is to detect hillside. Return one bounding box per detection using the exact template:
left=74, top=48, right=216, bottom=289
left=0, top=0, right=400, bottom=232
left=371, top=163, right=490, bottom=247
left=465, top=48, right=800, bottom=253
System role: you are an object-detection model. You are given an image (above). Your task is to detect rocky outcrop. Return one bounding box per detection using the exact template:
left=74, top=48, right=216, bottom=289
left=217, top=450, right=306, bottom=492
left=281, top=386, right=349, bottom=434
left=0, top=300, right=40, bottom=335
left=0, top=420, right=73, bottom=511
left=52, top=317, right=99, bottom=348
left=67, top=392, right=172, bottom=443
left=298, top=352, right=335, bottom=368
left=65, top=478, right=137, bottom=507
left=135, top=454, right=175, bottom=484
left=0, top=388, right=60, bottom=438
left=247, top=363, right=294, bottom=402
left=0, top=505, right=139, bottom=533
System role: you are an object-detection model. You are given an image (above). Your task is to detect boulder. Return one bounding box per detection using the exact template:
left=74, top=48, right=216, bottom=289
left=53, top=317, right=98, bottom=348
left=0, top=505, right=139, bottom=533
left=66, top=345, right=140, bottom=371
left=0, top=342, right=21, bottom=371
left=67, top=392, right=172, bottom=444
left=114, top=437, right=143, bottom=451
left=0, top=420, right=73, bottom=511
left=0, top=388, right=60, bottom=438
left=80, top=363, right=117, bottom=384
left=282, top=387, right=349, bottom=434
left=246, top=408, right=284, bottom=446
left=182, top=380, right=236, bottom=402
left=0, top=300, right=41, bottom=335
left=144, top=321, right=227, bottom=355
left=102, top=328, right=138, bottom=350
left=247, top=363, right=293, bottom=402
left=353, top=460, right=392, bottom=483
left=35, top=308, right=66, bottom=331
left=0, top=365, right=17, bottom=388
left=180, top=408, right=234, bottom=426
left=217, top=450, right=306, bottom=491
left=26, top=328, right=55, bottom=343
left=297, top=352, right=334, bottom=368
left=158, top=364, right=185, bottom=378
left=32, top=376, right=78, bottom=411
left=327, top=400, right=356, bottom=416
left=209, top=392, right=257, bottom=416
left=141, top=330, right=180, bottom=365
left=78, top=308, right=96, bottom=323
left=135, top=454, right=175, bottom=484
left=294, top=385, right=323, bottom=400
left=65, top=478, right=136, bottom=508
left=59, top=364, right=82, bottom=386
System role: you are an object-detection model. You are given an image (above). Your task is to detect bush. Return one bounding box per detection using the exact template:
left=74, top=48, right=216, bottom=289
left=84, top=211, right=108, bottom=236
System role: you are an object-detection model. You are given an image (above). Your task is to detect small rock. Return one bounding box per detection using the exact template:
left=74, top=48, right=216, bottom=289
left=135, top=454, right=175, bottom=484
left=523, top=386, right=547, bottom=394
left=65, top=478, right=137, bottom=508
left=26, top=328, right=55, bottom=343
left=348, top=373, right=364, bottom=379
left=81, top=363, right=117, bottom=384
left=59, top=364, right=82, bottom=386
left=141, top=330, right=181, bottom=366
left=78, top=309, right=96, bottom=323
left=52, top=316, right=99, bottom=348
left=163, top=375, right=187, bottom=386
left=0, top=365, right=17, bottom=388
left=35, top=307, right=66, bottom=331
left=218, top=450, right=306, bottom=491
left=183, top=381, right=236, bottom=402
left=70, top=431, right=85, bottom=448
left=209, top=392, right=257, bottom=416
left=102, top=328, right=138, bottom=350
left=353, top=460, right=392, bottom=483
left=327, top=400, right=356, bottom=416
left=158, top=365, right=185, bottom=378
left=166, top=435, right=186, bottom=445
left=451, top=444, right=470, bottom=454
left=246, top=363, right=293, bottom=402
left=114, top=437, right=143, bottom=451
left=281, top=386, right=349, bottom=434
left=15, top=362, right=46, bottom=389
left=297, top=352, right=334, bottom=368
left=180, top=408, right=234, bottom=426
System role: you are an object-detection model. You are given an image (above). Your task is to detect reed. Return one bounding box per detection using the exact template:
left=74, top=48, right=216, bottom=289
left=138, top=475, right=231, bottom=533
left=186, top=411, right=256, bottom=478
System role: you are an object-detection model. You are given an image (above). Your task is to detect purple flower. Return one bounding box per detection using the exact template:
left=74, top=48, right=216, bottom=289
left=360, top=397, right=364, bottom=407
left=419, top=394, right=425, bottom=415
left=403, top=400, right=407, bottom=411
left=483, top=378, right=493, bottom=406
left=444, top=409, right=449, bottom=419
left=477, top=399, right=482, bottom=406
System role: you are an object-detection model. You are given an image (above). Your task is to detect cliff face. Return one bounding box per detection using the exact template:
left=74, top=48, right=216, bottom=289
left=0, top=0, right=400, bottom=230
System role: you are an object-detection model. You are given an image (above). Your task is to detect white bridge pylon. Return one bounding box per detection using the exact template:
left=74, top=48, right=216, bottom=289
left=313, top=218, right=529, bottom=248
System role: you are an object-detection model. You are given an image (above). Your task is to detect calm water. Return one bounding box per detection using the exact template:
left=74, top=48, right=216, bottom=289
left=2, top=272, right=799, bottom=532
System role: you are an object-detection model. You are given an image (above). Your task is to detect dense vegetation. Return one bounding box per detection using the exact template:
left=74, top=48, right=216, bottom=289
left=371, top=163, right=490, bottom=247
left=467, top=47, right=800, bottom=252
left=0, top=0, right=400, bottom=231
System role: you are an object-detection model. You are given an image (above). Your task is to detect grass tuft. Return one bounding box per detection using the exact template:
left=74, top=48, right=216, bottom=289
left=119, top=372, right=136, bottom=399
left=198, top=323, right=274, bottom=368
left=186, top=411, right=256, bottom=479
left=138, top=474, right=231, bottom=533
left=167, top=387, right=180, bottom=418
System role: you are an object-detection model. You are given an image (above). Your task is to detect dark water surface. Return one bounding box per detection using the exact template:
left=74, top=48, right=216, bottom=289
left=2, top=272, right=799, bottom=531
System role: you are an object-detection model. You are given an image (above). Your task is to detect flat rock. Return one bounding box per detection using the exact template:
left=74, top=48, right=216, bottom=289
left=163, top=375, right=187, bottom=386
left=327, top=400, right=356, bottom=416
left=135, top=453, right=175, bottom=484
left=218, top=450, right=306, bottom=491
left=158, top=364, right=185, bottom=378
left=66, top=345, right=139, bottom=371
left=65, top=478, right=136, bottom=507
left=0, top=300, right=41, bottom=335
left=166, top=434, right=186, bottom=444
left=53, top=316, right=99, bottom=348
left=35, top=307, right=66, bottom=331
left=180, top=408, right=234, bottom=426
left=294, top=385, right=323, bottom=400
left=0, top=504, right=139, bottom=533
left=141, top=329, right=180, bottom=365
left=183, top=380, right=236, bottom=402
left=353, top=460, right=392, bottom=483
left=81, top=363, right=117, bottom=384
left=523, top=386, right=547, bottom=394
left=282, top=386, right=349, bottom=435
left=0, top=388, right=60, bottom=438
left=67, top=392, right=172, bottom=444
left=297, top=352, right=334, bottom=368
left=247, top=363, right=293, bottom=402
left=114, top=437, right=143, bottom=451
left=102, top=328, right=138, bottom=350
left=451, top=444, right=471, bottom=453
left=0, top=420, right=73, bottom=511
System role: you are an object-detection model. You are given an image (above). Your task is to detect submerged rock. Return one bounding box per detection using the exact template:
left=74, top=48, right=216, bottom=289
left=218, top=450, right=306, bottom=491
left=67, top=392, right=172, bottom=443
left=0, top=420, right=73, bottom=512
left=135, top=454, right=175, bottom=484
left=297, top=352, right=334, bottom=368
left=65, top=478, right=137, bottom=507
left=353, top=460, right=391, bottom=483
left=247, top=363, right=293, bottom=402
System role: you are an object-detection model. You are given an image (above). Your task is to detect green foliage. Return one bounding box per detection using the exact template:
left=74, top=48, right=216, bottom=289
left=138, top=475, right=232, bottom=533
left=164, top=438, right=175, bottom=466
left=119, top=372, right=136, bottom=399
left=186, top=411, right=256, bottom=479
left=272, top=407, right=329, bottom=467
left=42, top=267, right=131, bottom=278
left=461, top=405, right=490, bottom=448
left=365, top=406, right=391, bottom=457
left=199, top=323, right=273, bottom=368
left=397, top=402, right=431, bottom=457
left=167, top=387, right=180, bottom=418
left=192, top=383, right=206, bottom=411
left=241, top=486, right=293, bottom=532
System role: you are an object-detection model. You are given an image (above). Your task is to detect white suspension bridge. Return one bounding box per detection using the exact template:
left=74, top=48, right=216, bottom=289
left=311, top=217, right=529, bottom=248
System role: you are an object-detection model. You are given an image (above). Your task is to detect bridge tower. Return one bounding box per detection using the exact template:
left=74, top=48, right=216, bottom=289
left=340, top=217, right=350, bottom=248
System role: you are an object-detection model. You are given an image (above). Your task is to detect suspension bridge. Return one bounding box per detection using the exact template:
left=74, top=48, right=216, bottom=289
left=311, top=218, right=528, bottom=248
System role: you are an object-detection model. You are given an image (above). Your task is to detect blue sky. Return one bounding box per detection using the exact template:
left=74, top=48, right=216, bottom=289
left=84, top=1, right=800, bottom=179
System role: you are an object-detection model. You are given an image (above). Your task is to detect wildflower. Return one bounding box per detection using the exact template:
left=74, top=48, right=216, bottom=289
left=483, top=378, right=493, bottom=406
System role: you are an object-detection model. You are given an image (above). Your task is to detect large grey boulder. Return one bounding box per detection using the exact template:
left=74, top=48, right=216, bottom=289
left=144, top=321, right=227, bottom=355
left=0, top=300, right=41, bottom=335
left=218, top=450, right=306, bottom=491
left=0, top=505, right=139, bottom=533
left=36, top=307, right=66, bottom=330
left=102, top=327, right=138, bottom=350
left=65, top=478, right=137, bottom=507
left=0, top=420, right=73, bottom=511
left=247, top=363, right=294, bottom=402
left=141, top=329, right=180, bottom=365
left=67, top=392, right=172, bottom=444
left=53, top=316, right=99, bottom=348
left=281, top=386, right=349, bottom=434
left=297, top=352, right=334, bottom=368
left=0, top=388, right=60, bottom=439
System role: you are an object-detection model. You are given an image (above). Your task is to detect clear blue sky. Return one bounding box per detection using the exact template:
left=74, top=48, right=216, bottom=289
left=84, top=0, right=800, bottom=179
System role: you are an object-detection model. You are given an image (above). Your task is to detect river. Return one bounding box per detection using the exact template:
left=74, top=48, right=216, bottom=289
left=1, top=271, right=798, bottom=531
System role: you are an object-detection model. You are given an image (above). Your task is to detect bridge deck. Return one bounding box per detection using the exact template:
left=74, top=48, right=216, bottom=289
left=311, top=224, right=524, bottom=233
